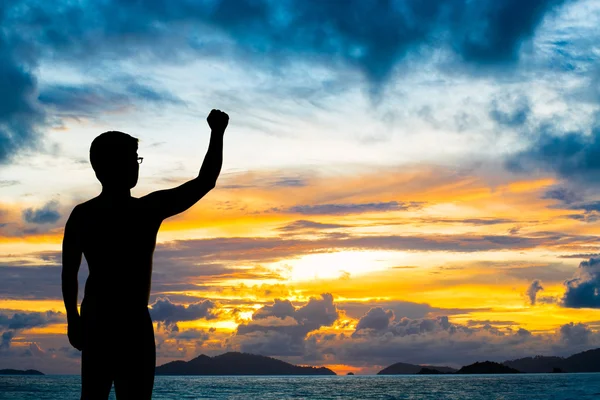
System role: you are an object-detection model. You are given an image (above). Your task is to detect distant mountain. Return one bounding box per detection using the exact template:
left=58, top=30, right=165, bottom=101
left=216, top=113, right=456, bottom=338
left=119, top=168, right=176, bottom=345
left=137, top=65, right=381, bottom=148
left=504, top=348, right=600, bottom=373
left=155, top=352, right=336, bottom=375
left=417, top=367, right=443, bottom=374
left=377, top=347, right=600, bottom=375
left=378, top=362, right=456, bottom=375
left=457, top=361, right=520, bottom=374
left=0, top=369, right=44, bottom=375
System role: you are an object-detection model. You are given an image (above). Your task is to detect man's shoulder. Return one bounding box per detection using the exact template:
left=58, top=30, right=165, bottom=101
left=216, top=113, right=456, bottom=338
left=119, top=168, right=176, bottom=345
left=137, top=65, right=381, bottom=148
left=70, top=197, right=100, bottom=216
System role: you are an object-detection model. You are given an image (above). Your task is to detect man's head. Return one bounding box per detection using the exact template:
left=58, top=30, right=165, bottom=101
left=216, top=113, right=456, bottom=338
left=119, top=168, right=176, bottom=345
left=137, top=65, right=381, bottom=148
left=90, top=131, right=139, bottom=189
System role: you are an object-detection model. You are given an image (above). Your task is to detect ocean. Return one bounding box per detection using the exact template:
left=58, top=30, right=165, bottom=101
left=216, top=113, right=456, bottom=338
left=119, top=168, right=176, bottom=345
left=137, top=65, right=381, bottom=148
left=1, top=374, right=600, bottom=399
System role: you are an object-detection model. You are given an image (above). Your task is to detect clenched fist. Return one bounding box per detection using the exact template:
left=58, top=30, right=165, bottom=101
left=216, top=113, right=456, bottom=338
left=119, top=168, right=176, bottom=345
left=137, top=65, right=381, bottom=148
left=207, top=109, right=229, bottom=133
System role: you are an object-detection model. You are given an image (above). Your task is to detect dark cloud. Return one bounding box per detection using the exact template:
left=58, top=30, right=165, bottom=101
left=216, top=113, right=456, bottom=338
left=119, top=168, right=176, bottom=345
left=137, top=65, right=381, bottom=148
left=354, top=307, right=394, bottom=332
left=542, top=187, right=583, bottom=205
left=567, top=213, right=600, bottom=223
left=0, top=310, right=65, bottom=353
left=517, top=328, right=532, bottom=337
left=276, top=201, right=424, bottom=216
left=0, top=330, right=14, bottom=350
left=559, top=253, right=600, bottom=259
left=0, top=310, right=64, bottom=330
left=270, top=177, right=308, bottom=188
left=233, top=294, right=339, bottom=356
left=149, top=297, right=219, bottom=331
left=506, top=122, right=600, bottom=184
left=22, top=200, right=61, bottom=224
left=38, top=81, right=183, bottom=117
left=559, top=322, right=591, bottom=345
left=10, top=0, right=566, bottom=80
left=253, top=299, right=296, bottom=320
left=277, top=220, right=349, bottom=232
left=562, top=257, right=600, bottom=308
left=489, top=95, right=530, bottom=127
left=0, top=30, right=43, bottom=164
left=0, top=0, right=569, bottom=161
left=419, top=217, right=517, bottom=226
left=340, top=300, right=432, bottom=321
left=526, top=279, right=544, bottom=305
left=447, top=0, right=568, bottom=65
left=0, top=265, right=67, bottom=300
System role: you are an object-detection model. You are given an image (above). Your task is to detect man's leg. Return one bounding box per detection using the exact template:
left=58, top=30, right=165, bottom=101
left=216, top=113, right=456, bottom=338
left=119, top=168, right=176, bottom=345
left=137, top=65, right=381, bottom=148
left=80, top=306, right=113, bottom=400
left=81, top=347, right=113, bottom=400
left=113, top=309, right=156, bottom=400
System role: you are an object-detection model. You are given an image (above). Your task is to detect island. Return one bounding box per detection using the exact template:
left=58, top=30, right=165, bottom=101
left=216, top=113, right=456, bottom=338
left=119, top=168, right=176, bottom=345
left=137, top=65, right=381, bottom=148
left=417, top=367, right=443, bottom=374
left=155, top=352, right=336, bottom=375
left=0, top=369, right=44, bottom=375
left=378, top=362, right=456, bottom=375
left=457, top=361, right=520, bottom=374
left=503, top=348, right=600, bottom=373
left=377, top=347, right=600, bottom=374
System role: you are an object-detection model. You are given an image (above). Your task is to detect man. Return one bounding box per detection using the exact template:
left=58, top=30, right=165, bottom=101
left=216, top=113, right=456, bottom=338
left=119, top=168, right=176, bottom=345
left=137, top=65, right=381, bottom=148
left=61, top=109, right=229, bottom=399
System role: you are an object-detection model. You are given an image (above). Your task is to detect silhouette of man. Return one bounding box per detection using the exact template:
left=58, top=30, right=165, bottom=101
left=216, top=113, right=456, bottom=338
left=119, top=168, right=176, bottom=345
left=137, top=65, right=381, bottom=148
left=62, top=109, right=229, bottom=399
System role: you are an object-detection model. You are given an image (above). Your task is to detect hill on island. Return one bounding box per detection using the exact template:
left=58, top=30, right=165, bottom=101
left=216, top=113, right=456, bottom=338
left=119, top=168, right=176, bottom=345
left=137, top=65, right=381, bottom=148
left=417, top=367, right=444, bottom=374
left=503, top=348, right=600, bottom=373
left=377, top=362, right=456, bottom=375
left=457, top=361, right=520, bottom=374
left=0, top=369, right=44, bottom=375
left=378, top=347, right=600, bottom=374
left=155, top=352, right=336, bottom=375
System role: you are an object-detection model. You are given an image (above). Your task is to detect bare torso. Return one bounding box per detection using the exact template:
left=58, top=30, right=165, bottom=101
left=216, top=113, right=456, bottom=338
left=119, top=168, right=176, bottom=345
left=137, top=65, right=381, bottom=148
left=77, top=196, right=162, bottom=312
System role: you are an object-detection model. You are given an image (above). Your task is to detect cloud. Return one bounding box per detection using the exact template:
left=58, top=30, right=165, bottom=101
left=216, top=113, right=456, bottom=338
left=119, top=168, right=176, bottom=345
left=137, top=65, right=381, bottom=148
left=232, top=294, right=340, bottom=356
left=354, top=307, right=395, bottom=332
left=506, top=122, right=600, bottom=184
left=149, top=297, right=219, bottom=331
left=270, top=177, right=308, bottom=188
left=253, top=299, right=296, bottom=320
left=315, top=315, right=600, bottom=369
left=418, top=217, right=517, bottom=226
left=0, top=0, right=571, bottom=161
left=277, top=220, right=349, bottom=232
left=0, top=310, right=64, bottom=330
left=562, top=257, right=600, bottom=308
left=0, top=310, right=65, bottom=354
left=560, top=322, right=591, bottom=345
left=0, top=30, right=44, bottom=164
left=38, top=81, right=183, bottom=117
left=526, top=279, right=544, bottom=305
left=0, top=180, right=19, bottom=187
left=274, top=201, right=424, bottom=216
left=0, top=330, right=14, bottom=350
left=542, top=186, right=583, bottom=205
left=489, top=95, right=530, bottom=127
left=170, top=329, right=211, bottom=342
left=22, top=201, right=61, bottom=224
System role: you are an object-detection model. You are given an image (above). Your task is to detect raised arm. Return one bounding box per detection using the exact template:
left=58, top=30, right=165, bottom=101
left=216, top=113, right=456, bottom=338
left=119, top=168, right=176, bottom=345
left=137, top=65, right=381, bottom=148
left=61, top=205, right=83, bottom=350
left=143, top=109, right=229, bottom=220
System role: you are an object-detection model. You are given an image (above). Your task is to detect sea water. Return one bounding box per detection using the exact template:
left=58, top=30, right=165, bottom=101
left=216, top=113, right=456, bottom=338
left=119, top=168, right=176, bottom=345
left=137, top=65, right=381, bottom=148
left=1, top=373, right=599, bottom=399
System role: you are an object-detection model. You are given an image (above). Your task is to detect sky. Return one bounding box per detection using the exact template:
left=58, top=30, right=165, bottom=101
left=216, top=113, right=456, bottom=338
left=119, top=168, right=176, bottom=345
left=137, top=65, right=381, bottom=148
left=2, top=0, right=600, bottom=375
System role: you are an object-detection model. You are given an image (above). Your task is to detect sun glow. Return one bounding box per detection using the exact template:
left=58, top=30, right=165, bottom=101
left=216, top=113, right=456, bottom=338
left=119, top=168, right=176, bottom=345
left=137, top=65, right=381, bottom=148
left=270, top=250, right=405, bottom=282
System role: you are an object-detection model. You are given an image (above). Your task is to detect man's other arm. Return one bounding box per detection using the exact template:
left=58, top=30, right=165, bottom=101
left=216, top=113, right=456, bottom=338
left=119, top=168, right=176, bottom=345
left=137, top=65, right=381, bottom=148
left=143, top=109, right=228, bottom=220
left=61, top=206, right=83, bottom=350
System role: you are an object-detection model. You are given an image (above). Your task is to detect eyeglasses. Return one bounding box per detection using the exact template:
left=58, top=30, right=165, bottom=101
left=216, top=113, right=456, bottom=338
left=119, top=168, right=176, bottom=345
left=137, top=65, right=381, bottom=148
left=137, top=157, right=144, bottom=164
